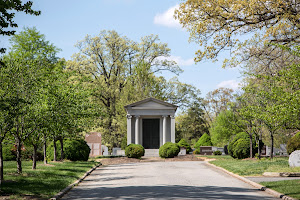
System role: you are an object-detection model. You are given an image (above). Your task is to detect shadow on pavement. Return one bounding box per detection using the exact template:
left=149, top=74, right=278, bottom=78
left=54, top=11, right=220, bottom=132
left=63, top=185, right=277, bottom=199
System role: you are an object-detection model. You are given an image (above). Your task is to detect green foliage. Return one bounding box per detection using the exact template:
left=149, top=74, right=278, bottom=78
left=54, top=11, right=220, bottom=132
left=287, top=132, right=300, bottom=154
left=120, top=136, right=127, bottom=150
left=228, top=132, right=256, bottom=159
left=210, top=110, right=244, bottom=146
left=213, top=150, right=222, bottom=155
left=159, top=142, right=180, bottom=158
left=193, top=149, right=200, bottom=154
left=177, top=139, right=192, bottom=153
left=125, top=144, right=144, bottom=159
left=175, top=101, right=209, bottom=143
left=3, top=144, right=16, bottom=161
left=194, top=133, right=213, bottom=149
left=47, top=139, right=90, bottom=161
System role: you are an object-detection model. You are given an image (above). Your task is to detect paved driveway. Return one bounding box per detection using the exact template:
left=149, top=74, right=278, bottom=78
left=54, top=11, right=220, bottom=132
left=62, top=161, right=279, bottom=200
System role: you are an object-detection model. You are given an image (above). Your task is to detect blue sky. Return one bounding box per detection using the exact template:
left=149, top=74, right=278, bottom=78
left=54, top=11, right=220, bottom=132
left=1, top=0, right=242, bottom=97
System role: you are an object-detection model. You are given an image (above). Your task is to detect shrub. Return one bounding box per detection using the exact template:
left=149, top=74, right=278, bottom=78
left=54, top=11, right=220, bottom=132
left=287, top=132, right=300, bottom=154
left=47, top=139, right=90, bottom=161
left=159, top=142, right=180, bottom=158
left=177, top=139, right=192, bottom=153
left=193, top=149, right=200, bottom=154
left=194, top=133, right=213, bottom=149
left=228, top=132, right=256, bottom=159
left=125, top=144, right=144, bottom=158
left=3, top=144, right=16, bottom=161
left=213, top=150, right=222, bottom=155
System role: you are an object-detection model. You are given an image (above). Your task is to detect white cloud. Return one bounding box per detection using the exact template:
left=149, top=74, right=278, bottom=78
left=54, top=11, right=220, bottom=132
left=217, top=80, right=240, bottom=90
left=157, top=55, right=194, bottom=66
left=153, top=5, right=181, bottom=28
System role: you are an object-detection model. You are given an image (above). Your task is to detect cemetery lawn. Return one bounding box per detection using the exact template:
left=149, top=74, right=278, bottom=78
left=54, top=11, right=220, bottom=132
left=261, top=180, right=300, bottom=200
left=1, top=160, right=99, bottom=199
left=206, top=156, right=300, bottom=176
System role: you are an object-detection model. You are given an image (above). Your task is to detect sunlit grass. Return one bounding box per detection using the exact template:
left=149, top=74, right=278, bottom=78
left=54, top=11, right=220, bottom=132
left=261, top=180, right=300, bottom=200
left=1, top=160, right=98, bottom=199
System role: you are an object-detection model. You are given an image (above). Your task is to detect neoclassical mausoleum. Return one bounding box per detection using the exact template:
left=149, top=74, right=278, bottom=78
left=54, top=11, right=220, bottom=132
left=124, top=98, right=177, bottom=149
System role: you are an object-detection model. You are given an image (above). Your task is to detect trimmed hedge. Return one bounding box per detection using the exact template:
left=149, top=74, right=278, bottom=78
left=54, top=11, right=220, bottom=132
left=287, top=132, right=300, bottom=154
left=3, top=144, right=16, bottom=161
left=125, top=144, right=145, bottom=158
left=159, top=142, right=180, bottom=158
left=47, top=139, right=90, bottom=161
left=194, top=133, right=213, bottom=149
left=177, top=139, right=192, bottom=153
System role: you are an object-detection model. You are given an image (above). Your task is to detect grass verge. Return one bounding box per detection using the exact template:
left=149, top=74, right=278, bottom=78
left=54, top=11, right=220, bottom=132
left=261, top=180, right=300, bottom=200
left=206, top=156, right=300, bottom=176
left=1, top=160, right=99, bottom=199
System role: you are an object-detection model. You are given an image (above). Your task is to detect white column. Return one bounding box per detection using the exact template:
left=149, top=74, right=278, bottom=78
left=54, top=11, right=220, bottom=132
left=171, top=115, right=175, bottom=143
left=127, top=114, right=132, bottom=145
left=135, top=115, right=140, bottom=144
left=162, top=115, right=167, bottom=145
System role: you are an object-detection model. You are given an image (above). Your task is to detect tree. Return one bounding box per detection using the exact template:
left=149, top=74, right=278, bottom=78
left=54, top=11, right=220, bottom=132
left=2, top=27, right=60, bottom=173
left=0, top=0, right=40, bottom=53
left=175, top=102, right=209, bottom=143
left=210, top=110, right=243, bottom=147
left=194, top=133, right=213, bottom=149
left=204, top=87, right=234, bottom=119
left=67, top=30, right=181, bottom=150
left=175, top=0, right=300, bottom=65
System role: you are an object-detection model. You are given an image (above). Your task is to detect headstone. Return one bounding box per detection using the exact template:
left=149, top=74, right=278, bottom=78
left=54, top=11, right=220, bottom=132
left=116, top=150, right=125, bottom=156
left=112, top=148, right=121, bottom=156
left=261, top=145, right=267, bottom=156
left=178, top=147, right=186, bottom=156
left=101, top=145, right=109, bottom=156
left=200, top=146, right=213, bottom=155
left=289, top=150, right=300, bottom=167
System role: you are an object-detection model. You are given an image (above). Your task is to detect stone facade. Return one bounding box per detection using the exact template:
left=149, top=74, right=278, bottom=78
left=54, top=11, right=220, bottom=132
left=124, top=98, right=177, bottom=149
left=85, top=132, right=102, bottom=157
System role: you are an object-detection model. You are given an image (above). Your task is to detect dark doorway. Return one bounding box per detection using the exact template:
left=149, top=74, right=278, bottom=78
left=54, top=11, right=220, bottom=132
left=143, top=119, right=160, bottom=149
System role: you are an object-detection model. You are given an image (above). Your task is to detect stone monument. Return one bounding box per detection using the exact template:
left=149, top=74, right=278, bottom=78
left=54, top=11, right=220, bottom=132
left=289, top=150, right=300, bottom=167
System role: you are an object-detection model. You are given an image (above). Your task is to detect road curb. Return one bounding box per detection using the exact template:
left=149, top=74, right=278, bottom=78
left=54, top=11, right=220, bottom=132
left=205, top=161, right=297, bottom=200
left=49, top=162, right=102, bottom=200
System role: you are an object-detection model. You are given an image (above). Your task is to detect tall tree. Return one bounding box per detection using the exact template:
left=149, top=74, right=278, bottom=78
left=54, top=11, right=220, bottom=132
left=175, top=0, right=300, bottom=66
left=2, top=27, right=59, bottom=173
left=67, top=30, right=181, bottom=150
left=0, top=0, right=40, bottom=53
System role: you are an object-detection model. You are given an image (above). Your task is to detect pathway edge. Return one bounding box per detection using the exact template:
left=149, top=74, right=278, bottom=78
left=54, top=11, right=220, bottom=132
left=49, top=162, right=102, bottom=200
left=205, top=161, right=297, bottom=200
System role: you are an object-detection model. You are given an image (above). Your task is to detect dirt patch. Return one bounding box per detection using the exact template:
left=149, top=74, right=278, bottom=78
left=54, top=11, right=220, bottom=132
left=97, top=154, right=205, bottom=166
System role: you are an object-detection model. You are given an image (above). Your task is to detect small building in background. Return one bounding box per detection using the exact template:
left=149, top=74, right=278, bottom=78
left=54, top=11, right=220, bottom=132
left=85, top=132, right=102, bottom=157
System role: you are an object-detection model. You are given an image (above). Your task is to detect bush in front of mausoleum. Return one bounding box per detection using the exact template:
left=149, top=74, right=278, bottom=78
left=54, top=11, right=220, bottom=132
left=177, top=139, right=192, bottom=153
left=159, top=142, right=180, bottom=158
left=125, top=144, right=145, bottom=159
left=228, top=132, right=256, bottom=159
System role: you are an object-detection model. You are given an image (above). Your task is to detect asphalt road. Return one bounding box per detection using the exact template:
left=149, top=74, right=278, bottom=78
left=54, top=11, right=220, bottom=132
left=62, top=161, right=279, bottom=200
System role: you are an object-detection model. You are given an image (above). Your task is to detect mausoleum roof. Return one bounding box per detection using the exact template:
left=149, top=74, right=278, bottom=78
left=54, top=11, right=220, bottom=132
left=124, top=97, right=178, bottom=111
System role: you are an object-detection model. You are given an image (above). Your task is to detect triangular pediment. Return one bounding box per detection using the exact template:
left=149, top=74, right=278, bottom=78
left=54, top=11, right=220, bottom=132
left=124, top=97, right=177, bottom=110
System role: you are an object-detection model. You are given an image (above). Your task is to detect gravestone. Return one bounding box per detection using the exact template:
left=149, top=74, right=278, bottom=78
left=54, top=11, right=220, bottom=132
left=101, top=145, right=109, bottom=156
left=200, top=146, right=213, bottom=155
left=289, top=150, right=300, bottom=167
left=178, top=147, right=186, bottom=156
left=112, top=148, right=121, bottom=156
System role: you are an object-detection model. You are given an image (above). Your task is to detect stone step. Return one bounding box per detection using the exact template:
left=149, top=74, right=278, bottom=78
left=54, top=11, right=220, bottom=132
left=144, top=149, right=159, bottom=157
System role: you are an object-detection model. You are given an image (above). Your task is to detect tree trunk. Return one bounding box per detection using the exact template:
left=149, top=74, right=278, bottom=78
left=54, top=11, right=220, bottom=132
left=249, top=134, right=253, bottom=158
left=0, top=142, right=3, bottom=184
left=32, top=144, right=37, bottom=170
left=270, top=132, right=274, bottom=159
left=16, top=138, right=22, bottom=174
left=43, top=138, right=47, bottom=165
left=53, top=138, right=57, bottom=162
left=59, top=137, right=64, bottom=161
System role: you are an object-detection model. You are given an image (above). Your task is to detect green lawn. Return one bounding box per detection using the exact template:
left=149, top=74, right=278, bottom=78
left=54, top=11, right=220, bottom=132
left=207, top=156, right=300, bottom=176
left=261, top=180, right=300, bottom=200
left=200, top=155, right=300, bottom=199
left=1, top=160, right=98, bottom=199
